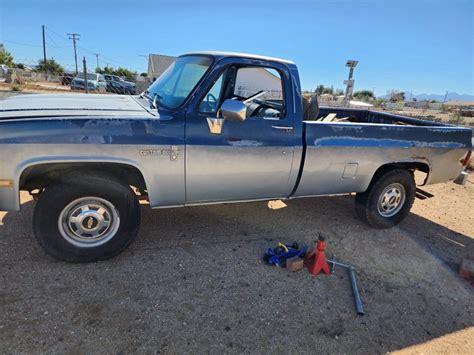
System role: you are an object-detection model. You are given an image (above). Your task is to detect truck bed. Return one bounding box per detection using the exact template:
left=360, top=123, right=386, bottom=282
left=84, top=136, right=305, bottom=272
left=295, top=107, right=472, bottom=197
left=315, top=107, right=448, bottom=126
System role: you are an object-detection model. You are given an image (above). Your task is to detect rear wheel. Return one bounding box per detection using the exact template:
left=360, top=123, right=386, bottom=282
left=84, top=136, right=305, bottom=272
left=355, top=169, right=416, bottom=229
left=33, top=175, right=140, bottom=262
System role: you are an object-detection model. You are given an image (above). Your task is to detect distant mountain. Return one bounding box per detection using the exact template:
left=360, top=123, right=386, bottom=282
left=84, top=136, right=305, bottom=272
left=413, top=92, right=474, bottom=102
left=380, top=92, right=474, bottom=102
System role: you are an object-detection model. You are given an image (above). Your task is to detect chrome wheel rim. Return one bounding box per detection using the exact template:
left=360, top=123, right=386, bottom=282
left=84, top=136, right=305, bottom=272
left=377, top=183, right=406, bottom=218
left=58, top=197, right=120, bottom=248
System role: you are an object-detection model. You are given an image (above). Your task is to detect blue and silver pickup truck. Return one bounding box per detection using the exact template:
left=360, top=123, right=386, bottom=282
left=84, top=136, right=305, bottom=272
left=0, top=52, right=472, bottom=262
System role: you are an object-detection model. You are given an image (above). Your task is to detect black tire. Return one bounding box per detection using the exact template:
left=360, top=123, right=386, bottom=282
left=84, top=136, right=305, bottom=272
left=33, top=175, right=140, bottom=263
left=355, top=169, right=415, bottom=229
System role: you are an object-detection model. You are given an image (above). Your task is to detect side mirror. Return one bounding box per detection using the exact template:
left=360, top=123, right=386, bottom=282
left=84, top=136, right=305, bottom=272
left=220, top=99, right=246, bottom=122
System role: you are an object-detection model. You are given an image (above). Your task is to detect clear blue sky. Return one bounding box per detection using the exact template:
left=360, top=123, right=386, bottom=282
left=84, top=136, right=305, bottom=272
left=1, top=0, right=473, bottom=96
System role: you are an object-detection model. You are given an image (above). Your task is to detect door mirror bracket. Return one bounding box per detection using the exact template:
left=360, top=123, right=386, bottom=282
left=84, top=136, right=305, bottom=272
left=207, top=99, right=246, bottom=135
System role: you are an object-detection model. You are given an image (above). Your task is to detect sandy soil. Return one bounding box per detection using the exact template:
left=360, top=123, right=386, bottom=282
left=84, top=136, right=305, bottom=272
left=0, top=173, right=473, bottom=353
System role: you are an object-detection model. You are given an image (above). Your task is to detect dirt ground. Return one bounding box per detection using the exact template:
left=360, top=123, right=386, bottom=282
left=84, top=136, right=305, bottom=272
left=0, top=172, right=473, bottom=353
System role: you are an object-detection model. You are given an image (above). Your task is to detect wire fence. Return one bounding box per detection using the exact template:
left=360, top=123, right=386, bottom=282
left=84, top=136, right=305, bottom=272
left=0, top=57, right=149, bottom=96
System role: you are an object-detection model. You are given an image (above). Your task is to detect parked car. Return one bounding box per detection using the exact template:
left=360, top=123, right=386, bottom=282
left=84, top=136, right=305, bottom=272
left=60, top=72, right=75, bottom=86
left=0, top=52, right=471, bottom=263
left=0, top=64, right=10, bottom=78
left=71, top=72, right=107, bottom=92
left=103, top=74, right=136, bottom=95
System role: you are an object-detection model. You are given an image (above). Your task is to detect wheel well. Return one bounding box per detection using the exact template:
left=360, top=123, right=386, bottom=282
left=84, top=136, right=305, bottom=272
left=370, top=162, right=430, bottom=187
left=19, top=162, right=147, bottom=193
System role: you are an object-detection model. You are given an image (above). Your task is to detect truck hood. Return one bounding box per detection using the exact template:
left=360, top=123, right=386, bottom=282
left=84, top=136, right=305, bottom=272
left=0, top=93, right=153, bottom=119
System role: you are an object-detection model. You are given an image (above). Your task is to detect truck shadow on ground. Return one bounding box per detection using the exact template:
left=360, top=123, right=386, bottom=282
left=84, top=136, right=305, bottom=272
left=0, top=196, right=472, bottom=353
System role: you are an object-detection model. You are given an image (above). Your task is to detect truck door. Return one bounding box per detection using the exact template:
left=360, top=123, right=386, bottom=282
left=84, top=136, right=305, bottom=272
left=185, top=58, right=296, bottom=203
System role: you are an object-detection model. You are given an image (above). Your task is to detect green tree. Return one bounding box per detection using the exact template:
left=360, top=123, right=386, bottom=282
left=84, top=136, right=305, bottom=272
left=322, top=86, right=334, bottom=95
left=140, top=72, right=147, bottom=77
left=0, top=45, right=14, bottom=67
left=315, top=84, right=325, bottom=95
left=113, top=67, right=137, bottom=81
left=96, top=65, right=137, bottom=80
left=353, top=90, right=374, bottom=102
left=315, top=85, right=335, bottom=95
left=389, top=91, right=405, bottom=102
left=374, top=98, right=385, bottom=107
left=35, top=58, right=64, bottom=74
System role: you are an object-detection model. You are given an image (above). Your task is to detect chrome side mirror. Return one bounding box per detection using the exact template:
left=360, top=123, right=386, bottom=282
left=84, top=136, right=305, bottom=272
left=219, top=99, right=247, bottom=122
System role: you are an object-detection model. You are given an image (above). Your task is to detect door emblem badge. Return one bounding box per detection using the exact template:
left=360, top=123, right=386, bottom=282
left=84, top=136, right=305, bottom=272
left=207, top=117, right=224, bottom=135
left=139, top=146, right=180, bottom=161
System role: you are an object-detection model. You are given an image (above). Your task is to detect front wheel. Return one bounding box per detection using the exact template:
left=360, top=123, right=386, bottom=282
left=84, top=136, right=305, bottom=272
left=355, top=169, right=416, bottom=229
left=33, top=175, right=140, bottom=262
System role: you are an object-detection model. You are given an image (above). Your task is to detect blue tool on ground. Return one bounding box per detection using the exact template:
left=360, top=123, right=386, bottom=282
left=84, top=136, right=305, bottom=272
left=263, top=242, right=307, bottom=267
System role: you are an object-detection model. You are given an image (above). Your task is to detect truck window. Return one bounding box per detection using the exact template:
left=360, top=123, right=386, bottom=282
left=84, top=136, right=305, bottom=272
left=147, top=55, right=212, bottom=109
left=199, top=71, right=226, bottom=113
left=235, top=67, right=285, bottom=119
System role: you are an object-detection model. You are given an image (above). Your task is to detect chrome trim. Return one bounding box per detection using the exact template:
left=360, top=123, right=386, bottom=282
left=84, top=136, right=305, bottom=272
left=207, top=117, right=225, bottom=134
left=220, top=99, right=247, bottom=122
left=272, top=125, right=294, bottom=132
left=170, top=145, right=179, bottom=161
left=242, top=91, right=268, bottom=104
left=377, top=183, right=406, bottom=217
left=58, top=196, right=120, bottom=248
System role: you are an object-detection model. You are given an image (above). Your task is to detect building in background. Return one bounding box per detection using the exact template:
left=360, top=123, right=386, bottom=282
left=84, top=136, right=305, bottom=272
left=234, top=67, right=283, bottom=100
left=147, top=54, right=176, bottom=82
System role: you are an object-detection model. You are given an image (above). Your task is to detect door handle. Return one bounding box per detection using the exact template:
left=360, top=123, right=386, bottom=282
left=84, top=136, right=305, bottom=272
left=272, top=125, right=293, bottom=132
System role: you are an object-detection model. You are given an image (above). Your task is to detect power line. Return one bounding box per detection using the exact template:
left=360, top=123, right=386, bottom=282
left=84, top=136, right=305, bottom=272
left=3, top=39, right=42, bottom=47
left=45, top=26, right=70, bottom=42
left=46, top=25, right=142, bottom=71
left=10, top=24, right=142, bottom=73
left=45, top=33, right=67, bottom=49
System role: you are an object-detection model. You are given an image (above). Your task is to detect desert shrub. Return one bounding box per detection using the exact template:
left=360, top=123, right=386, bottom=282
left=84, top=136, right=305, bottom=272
left=11, top=84, right=23, bottom=92
left=448, top=114, right=466, bottom=125
left=13, top=75, right=24, bottom=85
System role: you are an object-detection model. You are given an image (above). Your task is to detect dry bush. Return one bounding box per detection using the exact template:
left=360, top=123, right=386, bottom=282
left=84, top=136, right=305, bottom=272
left=11, top=84, right=23, bottom=92
left=13, top=75, right=25, bottom=85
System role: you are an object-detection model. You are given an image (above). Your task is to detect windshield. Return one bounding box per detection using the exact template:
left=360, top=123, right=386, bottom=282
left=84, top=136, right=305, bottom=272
left=146, top=55, right=212, bottom=109
left=76, top=73, right=98, bottom=81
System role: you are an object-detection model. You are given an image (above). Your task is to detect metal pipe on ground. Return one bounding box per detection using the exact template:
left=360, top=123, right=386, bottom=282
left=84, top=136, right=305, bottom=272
left=328, top=256, right=365, bottom=315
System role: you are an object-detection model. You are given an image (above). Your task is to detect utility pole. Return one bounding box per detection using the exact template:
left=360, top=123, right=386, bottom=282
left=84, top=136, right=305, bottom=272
left=443, top=91, right=448, bottom=103
left=343, top=60, right=358, bottom=107
left=68, top=33, right=80, bottom=74
left=94, top=53, right=100, bottom=69
left=42, top=25, right=47, bottom=72
left=83, top=56, right=88, bottom=94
